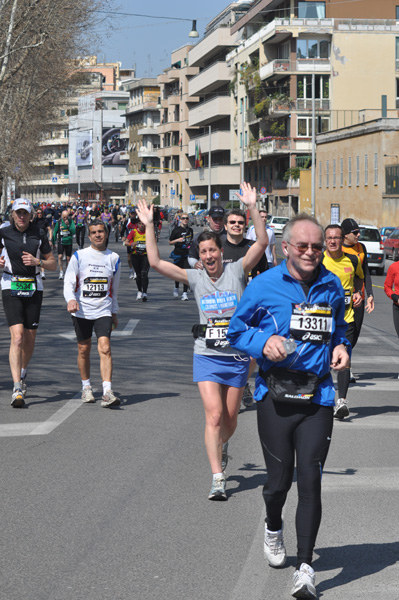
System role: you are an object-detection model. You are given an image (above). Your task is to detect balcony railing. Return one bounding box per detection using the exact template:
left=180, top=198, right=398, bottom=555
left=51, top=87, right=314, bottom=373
left=260, top=58, right=330, bottom=80
left=258, top=137, right=312, bottom=155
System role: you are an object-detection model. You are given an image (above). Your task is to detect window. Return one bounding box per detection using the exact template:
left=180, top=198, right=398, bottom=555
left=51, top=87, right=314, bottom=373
left=396, top=37, right=399, bottom=71
left=326, top=160, right=329, bottom=188
left=244, top=131, right=248, bottom=146
left=297, top=115, right=329, bottom=136
left=333, top=159, right=336, bottom=187
left=319, top=161, right=322, bottom=188
left=340, top=158, right=343, bottom=187
left=374, top=153, right=378, bottom=185
left=348, top=157, right=352, bottom=186
left=64, top=150, right=68, bottom=158
left=356, top=155, right=360, bottom=186
left=240, top=132, right=242, bottom=148
left=364, top=154, right=368, bottom=186
left=297, top=39, right=330, bottom=59
left=298, top=1, right=325, bottom=18
left=240, top=98, right=243, bottom=114
left=64, top=130, right=69, bottom=138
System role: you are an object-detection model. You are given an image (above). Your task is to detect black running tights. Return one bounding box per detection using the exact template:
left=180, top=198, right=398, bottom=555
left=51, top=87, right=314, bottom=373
left=257, top=396, right=333, bottom=568
left=131, top=254, right=150, bottom=293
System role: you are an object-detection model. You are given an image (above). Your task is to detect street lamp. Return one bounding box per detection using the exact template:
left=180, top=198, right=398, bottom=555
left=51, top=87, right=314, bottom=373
left=147, top=165, right=183, bottom=209
left=189, top=20, right=199, bottom=38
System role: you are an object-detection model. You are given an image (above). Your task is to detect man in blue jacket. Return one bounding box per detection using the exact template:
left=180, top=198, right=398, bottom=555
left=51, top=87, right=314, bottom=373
left=227, top=214, right=350, bottom=600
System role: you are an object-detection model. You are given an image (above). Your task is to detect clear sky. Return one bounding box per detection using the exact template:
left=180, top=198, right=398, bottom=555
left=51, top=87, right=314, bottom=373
left=97, top=0, right=230, bottom=77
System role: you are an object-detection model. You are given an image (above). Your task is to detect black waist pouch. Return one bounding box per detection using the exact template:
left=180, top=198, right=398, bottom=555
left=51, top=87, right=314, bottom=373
left=259, top=368, right=330, bottom=405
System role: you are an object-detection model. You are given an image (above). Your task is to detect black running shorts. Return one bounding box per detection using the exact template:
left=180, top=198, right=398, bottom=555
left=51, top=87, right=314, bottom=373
left=57, top=243, right=73, bottom=257
left=72, top=315, right=113, bottom=342
left=2, top=289, right=43, bottom=329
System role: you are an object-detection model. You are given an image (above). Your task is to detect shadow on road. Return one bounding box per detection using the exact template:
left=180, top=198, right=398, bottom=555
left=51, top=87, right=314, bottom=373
left=314, top=542, right=399, bottom=596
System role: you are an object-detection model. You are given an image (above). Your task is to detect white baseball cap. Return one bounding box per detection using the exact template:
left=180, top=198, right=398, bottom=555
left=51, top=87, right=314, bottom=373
left=13, top=198, right=32, bottom=213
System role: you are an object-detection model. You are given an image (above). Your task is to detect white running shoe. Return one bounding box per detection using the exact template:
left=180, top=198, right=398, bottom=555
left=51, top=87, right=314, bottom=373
left=181, top=292, right=189, bottom=301
left=101, top=390, right=121, bottom=408
left=142, top=293, right=148, bottom=302
left=264, top=525, right=286, bottom=568
left=208, top=475, right=227, bottom=501
left=136, top=291, right=142, bottom=300
left=334, top=398, right=350, bottom=420
left=129, top=270, right=134, bottom=279
left=173, top=288, right=179, bottom=298
left=11, top=389, right=25, bottom=408
left=291, top=563, right=317, bottom=599
left=81, top=386, right=95, bottom=403
left=58, top=271, right=64, bottom=280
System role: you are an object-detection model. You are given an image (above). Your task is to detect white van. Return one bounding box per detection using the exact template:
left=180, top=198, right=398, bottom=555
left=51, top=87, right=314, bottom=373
left=358, top=225, right=385, bottom=275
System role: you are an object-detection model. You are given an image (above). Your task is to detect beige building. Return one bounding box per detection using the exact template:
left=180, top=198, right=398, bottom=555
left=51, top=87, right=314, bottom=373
left=226, top=0, right=399, bottom=217
left=157, top=46, right=199, bottom=208
left=316, top=118, right=399, bottom=227
left=122, top=78, right=161, bottom=204
left=187, top=4, right=242, bottom=207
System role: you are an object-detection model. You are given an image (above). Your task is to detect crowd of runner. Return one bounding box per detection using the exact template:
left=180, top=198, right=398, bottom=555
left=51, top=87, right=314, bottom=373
left=0, top=191, right=388, bottom=600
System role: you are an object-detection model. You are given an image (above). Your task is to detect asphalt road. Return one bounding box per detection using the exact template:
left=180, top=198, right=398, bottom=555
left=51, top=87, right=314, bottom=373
left=0, top=231, right=397, bottom=600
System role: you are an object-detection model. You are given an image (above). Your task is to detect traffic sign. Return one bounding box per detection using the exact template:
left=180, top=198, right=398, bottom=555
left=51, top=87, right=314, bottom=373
left=213, top=192, right=220, bottom=200
left=229, top=189, right=241, bottom=201
left=260, top=186, right=266, bottom=194
left=170, top=189, right=176, bottom=195
left=190, top=194, right=195, bottom=201
left=52, top=177, right=58, bottom=183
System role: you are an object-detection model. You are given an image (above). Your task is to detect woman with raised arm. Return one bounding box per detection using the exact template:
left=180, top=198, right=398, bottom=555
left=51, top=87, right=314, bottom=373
left=136, top=183, right=267, bottom=501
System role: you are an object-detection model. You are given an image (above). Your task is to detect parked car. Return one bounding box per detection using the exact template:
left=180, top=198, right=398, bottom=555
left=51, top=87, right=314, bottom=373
left=380, top=226, right=397, bottom=242
left=266, top=215, right=289, bottom=234
left=358, top=225, right=385, bottom=275
left=383, top=227, right=399, bottom=261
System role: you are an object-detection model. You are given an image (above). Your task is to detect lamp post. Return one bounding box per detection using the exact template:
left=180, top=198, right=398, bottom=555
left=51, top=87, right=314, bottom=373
left=147, top=165, right=183, bottom=209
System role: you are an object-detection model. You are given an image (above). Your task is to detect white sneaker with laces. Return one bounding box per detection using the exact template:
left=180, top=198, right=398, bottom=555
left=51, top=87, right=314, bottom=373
left=101, top=390, right=120, bottom=408
left=291, top=563, right=317, bottom=599
left=136, top=291, right=142, bottom=300
left=81, top=386, right=95, bottom=403
left=181, top=292, right=188, bottom=301
left=58, top=271, right=64, bottom=280
left=173, top=288, right=179, bottom=298
left=264, top=525, right=286, bottom=568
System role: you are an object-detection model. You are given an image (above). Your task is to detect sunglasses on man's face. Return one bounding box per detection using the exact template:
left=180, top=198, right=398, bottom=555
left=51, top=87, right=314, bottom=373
left=228, top=220, right=245, bottom=226
left=351, top=229, right=360, bottom=235
left=287, top=241, right=324, bottom=253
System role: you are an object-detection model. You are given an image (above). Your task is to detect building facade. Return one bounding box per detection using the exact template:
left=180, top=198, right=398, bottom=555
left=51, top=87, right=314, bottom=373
left=122, top=78, right=161, bottom=204
left=316, top=118, right=399, bottom=227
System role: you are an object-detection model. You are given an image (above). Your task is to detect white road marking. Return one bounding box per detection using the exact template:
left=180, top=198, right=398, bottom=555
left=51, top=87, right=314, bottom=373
left=352, top=356, right=399, bottom=364
left=0, top=395, right=83, bottom=437
left=58, top=318, right=139, bottom=340
left=345, top=381, right=399, bottom=391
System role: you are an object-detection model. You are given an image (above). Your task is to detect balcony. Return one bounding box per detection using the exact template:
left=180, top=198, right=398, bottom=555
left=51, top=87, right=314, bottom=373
left=157, top=145, right=181, bottom=158
left=188, top=61, right=231, bottom=96
left=157, top=121, right=180, bottom=134
left=189, top=26, right=235, bottom=67
left=126, top=101, right=158, bottom=114
left=123, top=171, right=161, bottom=182
left=189, top=164, right=240, bottom=187
left=138, top=147, right=160, bottom=158
left=258, top=137, right=312, bottom=156
left=294, top=99, right=330, bottom=111
left=40, top=137, right=69, bottom=146
left=260, top=58, right=330, bottom=81
left=137, top=126, right=159, bottom=135
left=188, top=130, right=231, bottom=156
left=188, top=94, right=231, bottom=127
left=119, top=128, right=129, bottom=139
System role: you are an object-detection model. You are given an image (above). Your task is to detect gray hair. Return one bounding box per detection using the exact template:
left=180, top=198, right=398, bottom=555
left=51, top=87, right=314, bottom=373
left=282, top=213, right=324, bottom=243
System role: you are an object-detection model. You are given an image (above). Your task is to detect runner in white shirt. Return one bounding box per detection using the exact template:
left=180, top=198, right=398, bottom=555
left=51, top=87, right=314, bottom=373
left=63, top=219, right=121, bottom=407
left=246, top=209, right=277, bottom=269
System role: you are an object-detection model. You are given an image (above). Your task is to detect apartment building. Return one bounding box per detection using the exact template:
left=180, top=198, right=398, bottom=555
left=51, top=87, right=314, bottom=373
left=226, top=0, right=399, bottom=217
left=187, top=4, right=242, bottom=207
left=122, top=78, right=161, bottom=204
left=19, top=57, right=134, bottom=205
left=316, top=118, right=399, bottom=227
left=68, top=90, right=129, bottom=204
left=157, top=46, right=199, bottom=209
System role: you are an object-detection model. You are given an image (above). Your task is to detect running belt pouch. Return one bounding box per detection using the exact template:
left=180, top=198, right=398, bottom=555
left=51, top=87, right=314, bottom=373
left=260, top=368, right=330, bottom=405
